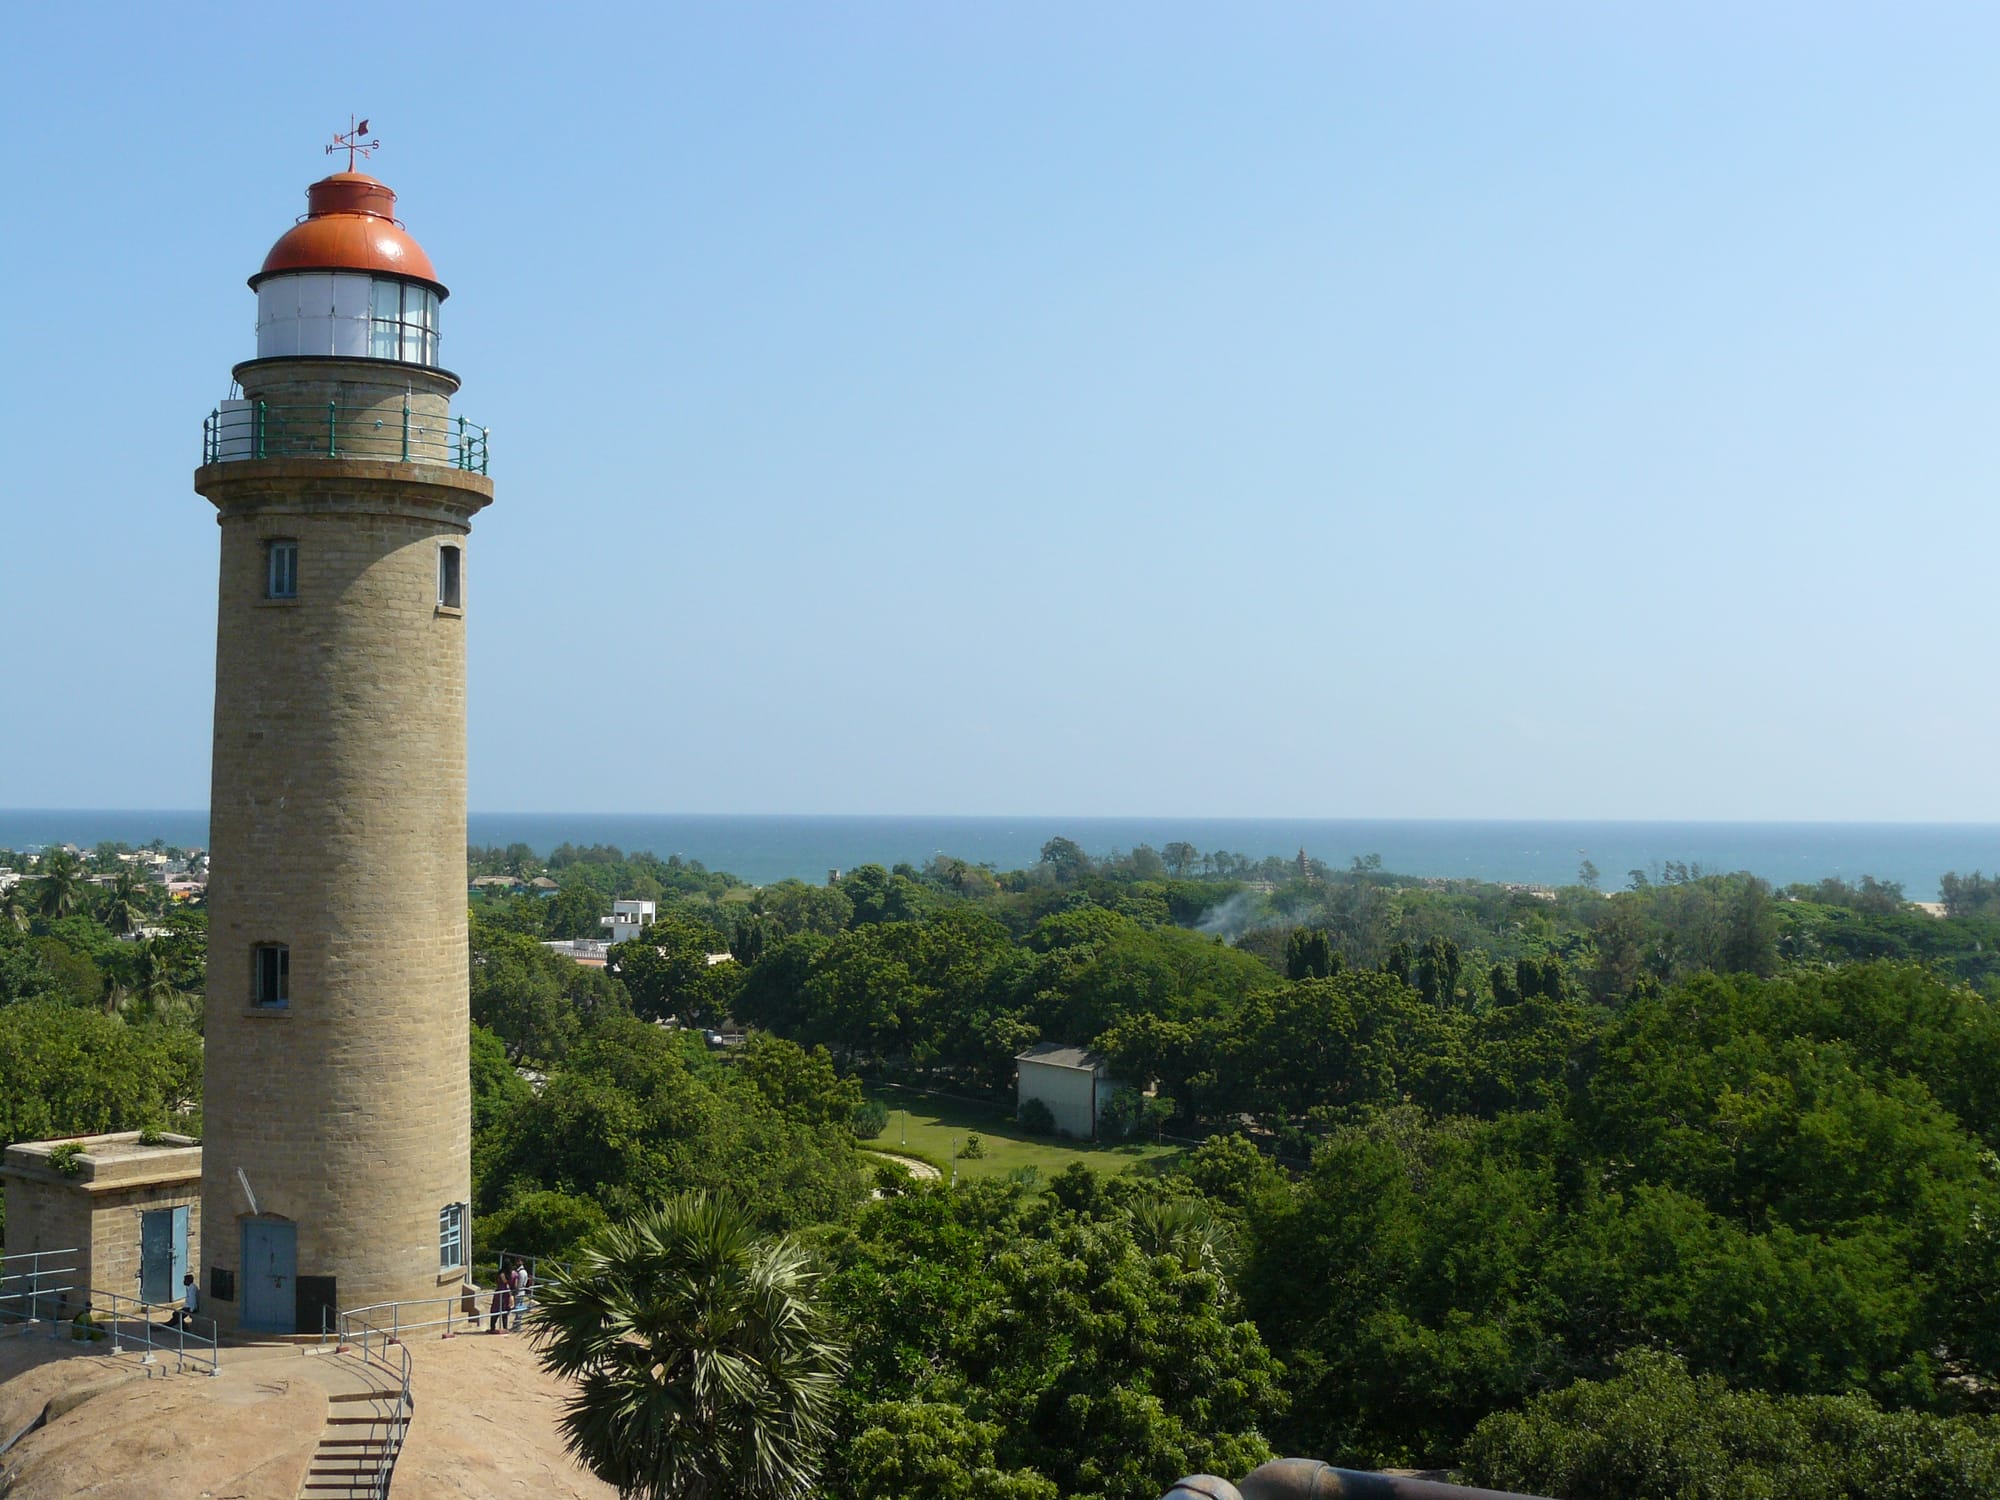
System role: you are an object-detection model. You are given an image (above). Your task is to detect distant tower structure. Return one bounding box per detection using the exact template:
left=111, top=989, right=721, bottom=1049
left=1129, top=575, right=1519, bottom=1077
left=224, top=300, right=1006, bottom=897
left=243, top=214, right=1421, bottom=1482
left=195, top=131, right=493, bottom=1334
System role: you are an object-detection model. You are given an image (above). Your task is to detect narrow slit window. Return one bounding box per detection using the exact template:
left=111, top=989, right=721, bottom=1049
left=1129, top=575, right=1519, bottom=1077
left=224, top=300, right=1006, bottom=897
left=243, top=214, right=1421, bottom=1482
left=438, top=544, right=462, bottom=608
left=266, top=540, right=298, bottom=600
left=253, top=943, right=289, bottom=1008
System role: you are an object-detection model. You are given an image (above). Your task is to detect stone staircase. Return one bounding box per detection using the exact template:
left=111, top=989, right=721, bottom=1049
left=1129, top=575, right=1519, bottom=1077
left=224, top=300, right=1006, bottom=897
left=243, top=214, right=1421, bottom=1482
left=296, top=1362, right=407, bottom=1498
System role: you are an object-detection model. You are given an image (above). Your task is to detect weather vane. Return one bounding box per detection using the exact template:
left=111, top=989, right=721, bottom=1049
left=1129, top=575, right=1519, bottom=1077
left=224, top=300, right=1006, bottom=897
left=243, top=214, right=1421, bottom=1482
left=326, top=115, right=379, bottom=171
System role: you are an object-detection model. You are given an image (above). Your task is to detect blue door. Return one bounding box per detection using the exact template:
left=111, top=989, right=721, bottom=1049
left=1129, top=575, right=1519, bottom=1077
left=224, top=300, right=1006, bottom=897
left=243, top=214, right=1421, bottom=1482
left=241, top=1220, right=296, bottom=1332
left=139, top=1207, right=189, bottom=1304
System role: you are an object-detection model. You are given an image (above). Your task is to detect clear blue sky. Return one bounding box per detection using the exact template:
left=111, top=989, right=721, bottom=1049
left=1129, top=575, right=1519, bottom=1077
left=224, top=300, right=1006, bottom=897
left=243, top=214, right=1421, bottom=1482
left=3, top=3, right=1995, bottom=820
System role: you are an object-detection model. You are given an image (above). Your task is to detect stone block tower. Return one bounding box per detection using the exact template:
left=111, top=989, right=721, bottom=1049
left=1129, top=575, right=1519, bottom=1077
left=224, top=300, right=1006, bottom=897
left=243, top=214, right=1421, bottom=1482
left=194, top=150, right=492, bottom=1335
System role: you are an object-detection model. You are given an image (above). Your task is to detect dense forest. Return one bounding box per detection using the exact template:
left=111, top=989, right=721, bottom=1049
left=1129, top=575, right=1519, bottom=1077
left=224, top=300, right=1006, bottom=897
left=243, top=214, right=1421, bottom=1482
left=9, top=836, right=2000, bottom=1497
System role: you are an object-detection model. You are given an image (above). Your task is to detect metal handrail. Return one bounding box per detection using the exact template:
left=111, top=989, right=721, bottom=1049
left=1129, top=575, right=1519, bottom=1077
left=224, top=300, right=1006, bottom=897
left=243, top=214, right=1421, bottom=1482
left=334, top=1280, right=518, bottom=1345
left=492, top=1248, right=569, bottom=1292
left=200, top=400, right=490, bottom=474
left=0, top=1248, right=81, bottom=1331
left=52, top=1290, right=221, bottom=1376
left=326, top=1306, right=414, bottom=1500
left=320, top=1268, right=549, bottom=1495
left=327, top=1282, right=529, bottom=1498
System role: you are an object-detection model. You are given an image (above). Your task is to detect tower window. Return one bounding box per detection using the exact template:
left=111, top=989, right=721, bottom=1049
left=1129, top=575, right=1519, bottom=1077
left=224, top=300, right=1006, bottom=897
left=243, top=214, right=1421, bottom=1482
left=253, top=944, right=289, bottom=1008
left=369, top=279, right=440, bottom=365
left=438, top=544, right=462, bottom=609
left=439, top=1203, right=467, bottom=1271
left=266, top=541, right=298, bottom=600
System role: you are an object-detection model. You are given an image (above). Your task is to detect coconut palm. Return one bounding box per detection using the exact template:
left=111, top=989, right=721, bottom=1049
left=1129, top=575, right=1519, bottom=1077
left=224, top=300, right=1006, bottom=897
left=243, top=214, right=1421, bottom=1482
left=145, top=987, right=202, bottom=1031
left=530, top=1193, right=844, bottom=1500
left=101, top=980, right=134, bottom=1019
left=0, top=881, right=26, bottom=933
left=137, top=942, right=178, bottom=1007
left=104, top=869, right=149, bottom=936
left=35, top=849, right=82, bottom=922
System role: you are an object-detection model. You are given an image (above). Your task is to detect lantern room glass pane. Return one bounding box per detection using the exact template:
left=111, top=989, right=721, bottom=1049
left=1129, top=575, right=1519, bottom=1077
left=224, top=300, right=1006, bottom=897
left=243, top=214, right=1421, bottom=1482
left=361, top=278, right=441, bottom=366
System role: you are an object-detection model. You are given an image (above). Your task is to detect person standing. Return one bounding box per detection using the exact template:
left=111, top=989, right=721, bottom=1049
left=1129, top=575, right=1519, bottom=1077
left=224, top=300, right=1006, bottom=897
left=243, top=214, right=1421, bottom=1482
left=488, top=1267, right=513, bottom=1333
left=509, top=1259, right=531, bottom=1332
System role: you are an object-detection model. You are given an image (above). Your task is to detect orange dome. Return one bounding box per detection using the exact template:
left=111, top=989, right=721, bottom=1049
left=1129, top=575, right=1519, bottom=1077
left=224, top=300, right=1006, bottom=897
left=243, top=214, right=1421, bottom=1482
left=251, top=172, right=445, bottom=294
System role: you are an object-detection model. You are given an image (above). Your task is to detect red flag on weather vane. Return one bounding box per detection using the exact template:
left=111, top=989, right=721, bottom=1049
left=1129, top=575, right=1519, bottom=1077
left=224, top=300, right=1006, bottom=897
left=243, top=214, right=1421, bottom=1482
left=326, top=115, right=380, bottom=172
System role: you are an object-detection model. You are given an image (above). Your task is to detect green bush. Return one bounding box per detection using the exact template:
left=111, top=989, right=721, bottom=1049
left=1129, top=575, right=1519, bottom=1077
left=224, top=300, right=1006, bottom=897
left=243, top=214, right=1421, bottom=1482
left=960, top=1132, right=985, bottom=1159
left=47, top=1142, right=86, bottom=1178
left=1017, top=1098, right=1056, bottom=1135
left=851, top=1097, right=890, bottom=1140
left=871, top=1162, right=910, bottom=1197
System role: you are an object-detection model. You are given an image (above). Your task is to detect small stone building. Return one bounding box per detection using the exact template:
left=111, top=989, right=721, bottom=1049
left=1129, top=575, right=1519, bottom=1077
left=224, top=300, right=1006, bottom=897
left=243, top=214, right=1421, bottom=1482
left=2, top=1133, right=202, bottom=1316
left=1015, top=1043, right=1114, bottom=1140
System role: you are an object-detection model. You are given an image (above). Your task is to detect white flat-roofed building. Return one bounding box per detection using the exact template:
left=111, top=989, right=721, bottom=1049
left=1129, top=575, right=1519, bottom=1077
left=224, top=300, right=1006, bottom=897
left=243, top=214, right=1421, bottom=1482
left=600, top=899, right=657, bottom=946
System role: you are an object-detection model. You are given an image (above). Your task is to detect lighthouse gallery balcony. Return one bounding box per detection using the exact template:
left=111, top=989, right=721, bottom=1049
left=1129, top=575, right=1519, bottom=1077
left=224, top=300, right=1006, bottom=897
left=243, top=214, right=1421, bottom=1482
left=201, top=398, right=490, bottom=474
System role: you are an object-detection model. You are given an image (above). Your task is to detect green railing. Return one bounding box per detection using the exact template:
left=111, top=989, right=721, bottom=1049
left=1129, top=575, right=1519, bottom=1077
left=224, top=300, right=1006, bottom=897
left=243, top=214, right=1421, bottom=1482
left=201, top=400, right=490, bottom=474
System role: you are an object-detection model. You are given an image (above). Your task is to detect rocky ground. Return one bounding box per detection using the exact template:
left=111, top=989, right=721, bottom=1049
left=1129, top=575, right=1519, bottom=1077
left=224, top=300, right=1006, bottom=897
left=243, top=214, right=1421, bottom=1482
left=0, top=1322, right=611, bottom=1499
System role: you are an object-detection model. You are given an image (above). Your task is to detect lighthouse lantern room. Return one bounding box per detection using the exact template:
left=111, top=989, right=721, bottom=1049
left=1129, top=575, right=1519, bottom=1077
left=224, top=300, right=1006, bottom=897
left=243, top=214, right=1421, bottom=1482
left=250, top=171, right=445, bottom=366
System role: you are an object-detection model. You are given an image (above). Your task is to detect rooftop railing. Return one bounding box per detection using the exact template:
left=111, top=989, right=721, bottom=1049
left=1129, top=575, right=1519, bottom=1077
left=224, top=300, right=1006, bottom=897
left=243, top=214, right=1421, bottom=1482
left=201, top=400, right=490, bottom=474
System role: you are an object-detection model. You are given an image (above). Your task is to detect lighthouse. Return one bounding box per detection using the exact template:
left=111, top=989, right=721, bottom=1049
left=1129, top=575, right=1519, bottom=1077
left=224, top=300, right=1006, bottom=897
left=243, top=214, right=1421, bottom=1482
left=194, top=134, right=491, bottom=1335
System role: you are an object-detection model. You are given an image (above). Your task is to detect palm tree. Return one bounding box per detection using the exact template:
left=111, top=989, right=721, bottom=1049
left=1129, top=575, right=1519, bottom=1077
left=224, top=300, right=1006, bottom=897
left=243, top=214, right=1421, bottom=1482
left=0, top=881, right=27, bottom=933
left=145, top=987, right=202, bottom=1031
left=133, top=943, right=201, bottom=1029
left=530, top=1193, right=844, bottom=1500
left=138, top=943, right=178, bottom=1009
left=104, top=870, right=149, bottom=937
left=35, top=849, right=82, bottom=922
left=1129, top=1195, right=1237, bottom=1279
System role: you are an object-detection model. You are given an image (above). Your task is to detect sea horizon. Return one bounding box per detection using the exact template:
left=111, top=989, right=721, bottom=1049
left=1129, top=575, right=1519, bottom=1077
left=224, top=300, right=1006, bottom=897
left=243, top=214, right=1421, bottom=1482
left=3, top=809, right=1996, bottom=900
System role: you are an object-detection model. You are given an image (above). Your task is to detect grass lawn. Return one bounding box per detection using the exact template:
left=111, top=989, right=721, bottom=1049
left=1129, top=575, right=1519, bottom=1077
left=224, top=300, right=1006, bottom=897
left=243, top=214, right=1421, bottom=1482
left=860, top=1084, right=1180, bottom=1182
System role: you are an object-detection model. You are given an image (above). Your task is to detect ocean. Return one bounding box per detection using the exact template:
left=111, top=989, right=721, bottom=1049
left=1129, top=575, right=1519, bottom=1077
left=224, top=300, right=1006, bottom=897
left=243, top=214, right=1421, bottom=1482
left=2, top=811, right=1996, bottom=900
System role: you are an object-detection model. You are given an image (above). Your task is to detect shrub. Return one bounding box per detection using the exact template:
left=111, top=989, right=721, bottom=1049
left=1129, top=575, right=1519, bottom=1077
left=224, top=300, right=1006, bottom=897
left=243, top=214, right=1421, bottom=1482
left=1018, top=1098, right=1056, bottom=1135
left=871, top=1163, right=909, bottom=1198
left=961, top=1133, right=985, bottom=1159
left=47, top=1142, right=86, bottom=1178
left=851, top=1098, right=890, bottom=1140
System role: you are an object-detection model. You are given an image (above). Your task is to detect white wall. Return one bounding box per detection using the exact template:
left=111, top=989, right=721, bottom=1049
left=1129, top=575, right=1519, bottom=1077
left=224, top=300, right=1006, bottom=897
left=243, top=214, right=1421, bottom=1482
left=1017, top=1060, right=1102, bottom=1140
